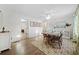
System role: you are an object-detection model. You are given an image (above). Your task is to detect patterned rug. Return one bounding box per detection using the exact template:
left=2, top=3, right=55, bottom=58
left=32, top=36, right=76, bottom=55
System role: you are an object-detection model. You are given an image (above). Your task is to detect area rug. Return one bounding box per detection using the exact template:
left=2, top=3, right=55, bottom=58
left=31, top=36, right=76, bottom=55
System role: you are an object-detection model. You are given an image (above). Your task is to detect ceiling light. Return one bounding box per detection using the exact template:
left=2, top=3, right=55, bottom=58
left=16, top=34, right=21, bottom=38
left=46, top=15, right=51, bottom=20
left=21, top=19, right=26, bottom=22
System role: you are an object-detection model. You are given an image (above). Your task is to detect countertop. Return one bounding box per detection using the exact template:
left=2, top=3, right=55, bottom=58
left=0, top=31, right=10, bottom=33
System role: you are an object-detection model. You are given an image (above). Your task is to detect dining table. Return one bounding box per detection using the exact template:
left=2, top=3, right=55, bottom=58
left=42, top=32, right=63, bottom=48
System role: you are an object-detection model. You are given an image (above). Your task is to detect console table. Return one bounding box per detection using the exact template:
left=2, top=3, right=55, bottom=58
left=0, top=31, right=11, bottom=53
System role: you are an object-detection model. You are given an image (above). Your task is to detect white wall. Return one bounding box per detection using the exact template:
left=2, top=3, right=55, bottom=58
left=0, top=7, right=43, bottom=42
left=45, top=15, right=73, bottom=31
left=0, top=5, right=75, bottom=42
left=42, top=14, right=74, bottom=39
left=28, top=20, right=43, bottom=38
left=4, top=12, right=22, bottom=42
left=0, top=6, right=43, bottom=42
left=29, top=27, right=42, bottom=37
left=0, top=7, right=26, bottom=42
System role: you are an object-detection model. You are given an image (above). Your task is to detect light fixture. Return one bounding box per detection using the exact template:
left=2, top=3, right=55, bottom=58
left=46, top=15, right=51, bottom=20
left=16, top=34, right=21, bottom=38
left=21, top=19, right=26, bottom=22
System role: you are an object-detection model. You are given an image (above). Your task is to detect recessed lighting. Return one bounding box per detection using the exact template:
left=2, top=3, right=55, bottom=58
left=16, top=34, right=21, bottom=38
left=46, top=15, right=51, bottom=20
left=21, top=19, right=26, bottom=22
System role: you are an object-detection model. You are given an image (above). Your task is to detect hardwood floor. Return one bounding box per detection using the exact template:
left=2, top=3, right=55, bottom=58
left=0, top=33, right=76, bottom=55
left=0, top=37, right=45, bottom=55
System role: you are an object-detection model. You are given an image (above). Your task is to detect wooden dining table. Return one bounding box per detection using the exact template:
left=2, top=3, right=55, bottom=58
left=42, top=32, right=63, bottom=48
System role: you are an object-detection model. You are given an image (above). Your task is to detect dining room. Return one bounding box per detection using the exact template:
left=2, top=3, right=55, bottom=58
left=0, top=4, right=79, bottom=55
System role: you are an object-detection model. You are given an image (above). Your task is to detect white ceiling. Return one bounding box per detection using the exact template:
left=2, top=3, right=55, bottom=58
left=0, top=4, right=78, bottom=19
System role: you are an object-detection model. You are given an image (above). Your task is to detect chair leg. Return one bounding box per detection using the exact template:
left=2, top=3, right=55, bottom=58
left=58, top=42, right=61, bottom=49
left=0, top=51, right=1, bottom=53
